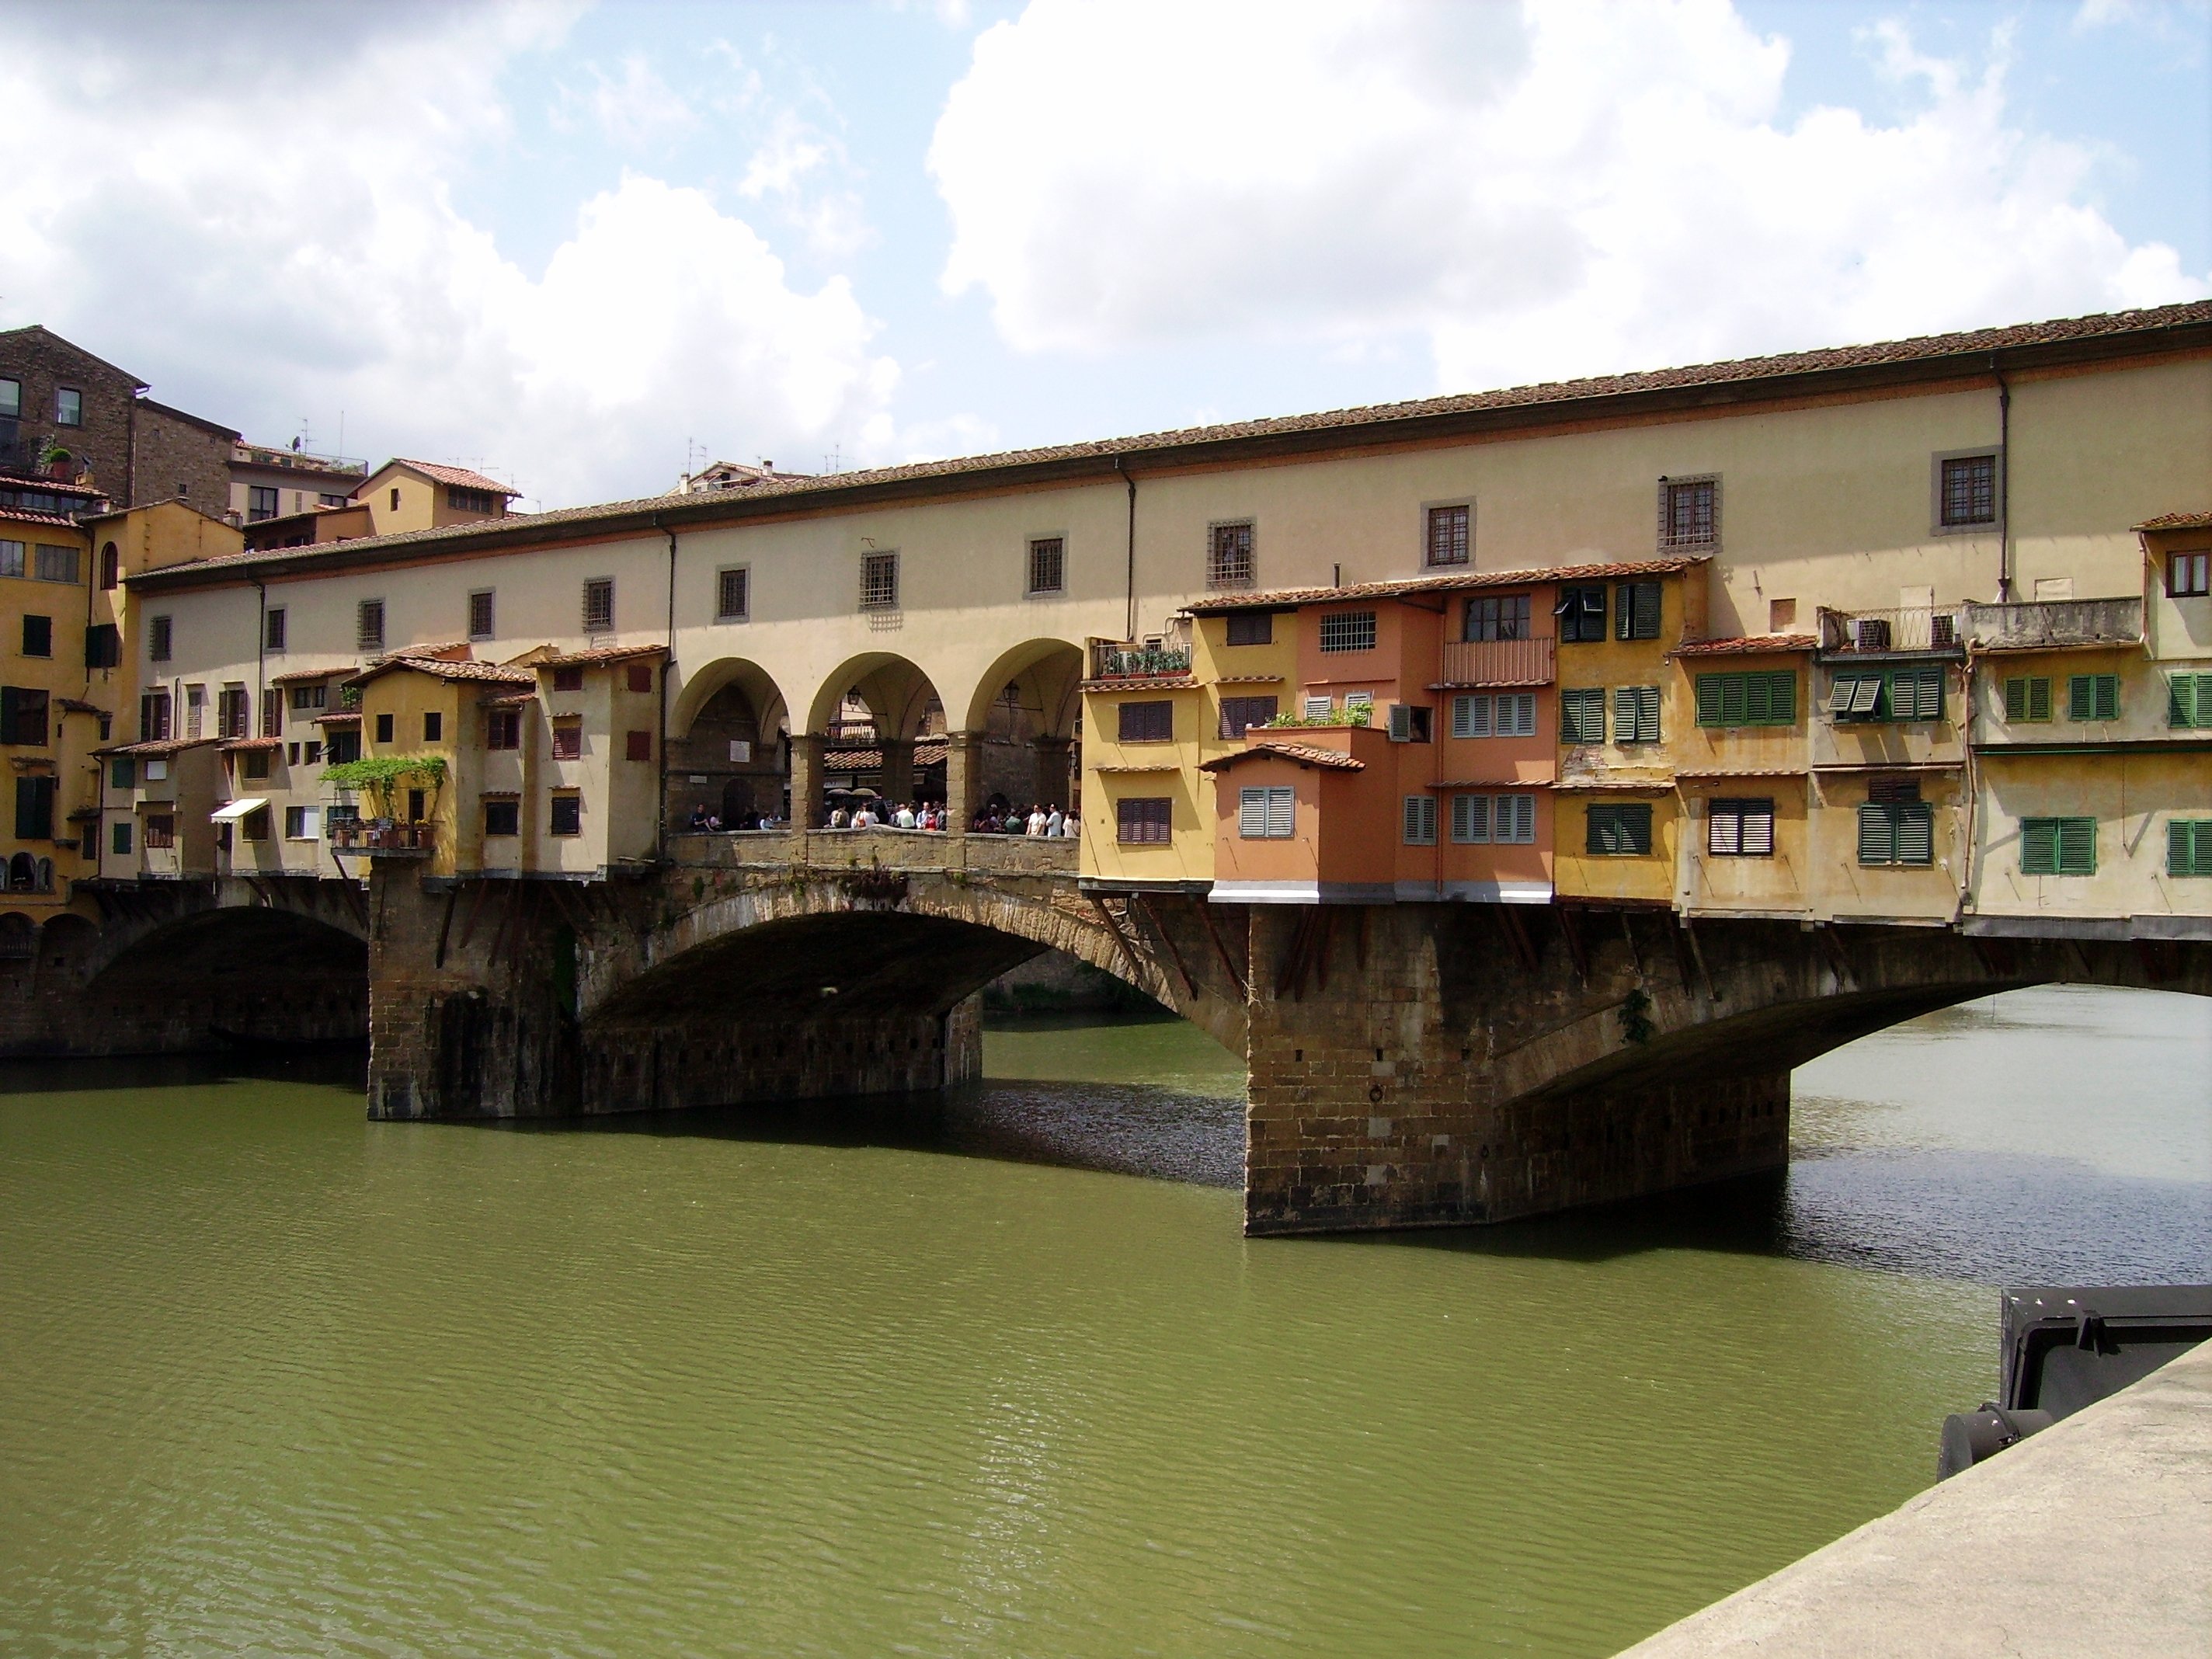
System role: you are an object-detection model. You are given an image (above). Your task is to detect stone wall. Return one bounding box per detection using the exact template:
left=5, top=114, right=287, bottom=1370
left=131, top=402, right=235, bottom=515
left=0, top=327, right=139, bottom=489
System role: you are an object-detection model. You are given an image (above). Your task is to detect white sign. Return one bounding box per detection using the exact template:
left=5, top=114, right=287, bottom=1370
left=728, top=739, right=752, bottom=763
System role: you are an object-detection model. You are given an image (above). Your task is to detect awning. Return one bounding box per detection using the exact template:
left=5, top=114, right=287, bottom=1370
left=210, top=798, right=268, bottom=823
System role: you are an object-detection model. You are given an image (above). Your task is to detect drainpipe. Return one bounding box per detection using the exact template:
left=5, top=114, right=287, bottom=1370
left=1994, top=355, right=2013, bottom=603
left=1116, top=457, right=1137, bottom=642
left=252, top=576, right=266, bottom=732
left=656, top=513, right=676, bottom=859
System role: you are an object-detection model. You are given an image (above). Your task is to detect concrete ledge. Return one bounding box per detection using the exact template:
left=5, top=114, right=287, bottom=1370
left=1616, top=1337, right=2212, bottom=1657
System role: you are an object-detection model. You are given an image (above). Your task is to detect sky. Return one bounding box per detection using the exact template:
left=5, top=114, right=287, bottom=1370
left=0, top=0, right=2204, bottom=510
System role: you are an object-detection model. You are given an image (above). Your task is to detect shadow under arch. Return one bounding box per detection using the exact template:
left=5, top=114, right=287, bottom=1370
left=961, top=637, right=1085, bottom=738
left=805, top=649, right=943, bottom=740
left=86, top=905, right=370, bottom=1046
left=668, top=656, right=791, bottom=828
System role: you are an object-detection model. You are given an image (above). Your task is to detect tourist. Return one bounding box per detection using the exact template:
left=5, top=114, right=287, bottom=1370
left=830, top=805, right=850, bottom=830
left=1060, top=810, right=1078, bottom=837
left=1027, top=805, right=1048, bottom=836
left=687, top=805, right=711, bottom=831
left=1045, top=805, right=1063, bottom=836
left=893, top=802, right=916, bottom=830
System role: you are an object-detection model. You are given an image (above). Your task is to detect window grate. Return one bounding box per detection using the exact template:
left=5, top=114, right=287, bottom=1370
left=1425, top=504, right=1469, bottom=567
left=718, top=567, right=749, bottom=621
left=860, top=551, right=899, bottom=610
left=1027, top=537, right=1064, bottom=595
left=1939, top=454, right=1998, bottom=527
left=1319, top=611, right=1377, bottom=654
left=1659, top=478, right=1717, bottom=548
left=583, top=577, right=614, bottom=633
left=468, top=590, right=495, bottom=639
left=1206, top=522, right=1254, bottom=590
left=356, top=600, right=384, bottom=651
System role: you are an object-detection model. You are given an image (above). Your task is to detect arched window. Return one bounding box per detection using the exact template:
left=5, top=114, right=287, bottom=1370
left=99, top=542, right=120, bottom=590
left=8, top=853, right=33, bottom=892
left=35, top=859, right=53, bottom=893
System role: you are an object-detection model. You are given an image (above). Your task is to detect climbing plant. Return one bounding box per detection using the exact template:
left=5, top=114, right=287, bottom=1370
left=320, top=753, right=448, bottom=820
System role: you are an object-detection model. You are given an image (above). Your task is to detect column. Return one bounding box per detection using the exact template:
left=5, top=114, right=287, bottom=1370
left=880, top=736, right=915, bottom=810
left=1031, top=735, right=1074, bottom=814
left=944, top=731, right=983, bottom=834
left=788, top=732, right=825, bottom=829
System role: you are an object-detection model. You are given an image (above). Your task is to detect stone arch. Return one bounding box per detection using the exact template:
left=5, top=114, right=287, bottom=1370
left=958, top=638, right=1087, bottom=821
left=798, top=652, right=951, bottom=823
left=671, top=656, right=788, bottom=743
left=667, top=657, right=791, bottom=828
left=805, top=651, right=943, bottom=740
left=0, top=911, right=36, bottom=965
left=961, top=637, right=1086, bottom=738
left=38, top=913, right=98, bottom=975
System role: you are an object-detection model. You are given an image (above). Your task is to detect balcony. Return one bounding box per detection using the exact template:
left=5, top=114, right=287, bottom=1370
left=1961, top=597, right=2143, bottom=652
left=331, top=820, right=435, bottom=856
left=1438, top=636, right=1555, bottom=687
left=1818, top=606, right=1965, bottom=656
left=1089, top=638, right=1193, bottom=681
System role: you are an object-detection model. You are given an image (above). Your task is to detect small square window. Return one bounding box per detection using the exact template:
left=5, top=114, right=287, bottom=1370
left=583, top=577, right=614, bottom=632
left=468, top=590, right=495, bottom=639
left=551, top=719, right=582, bottom=760
left=1206, top=522, right=1254, bottom=590
left=374, top=713, right=395, bottom=744
left=1425, top=504, right=1470, bottom=568
left=21, top=615, right=50, bottom=658
left=550, top=794, right=582, bottom=836
left=552, top=665, right=584, bottom=693
left=0, top=378, right=17, bottom=419
left=486, top=708, right=520, bottom=750
left=1318, top=611, right=1377, bottom=653
left=241, top=750, right=270, bottom=781
left=860, top=552, right=899, bottom=610
left=1939, top=454, right=1998, bottom=527
left=483, top=798, right=520, bottom=837
left=56, top=388, right=82, bottom=427
left=1707, top=798, right=1775, bottom=857
left=1239, top=786, right=1295, bottom=840
left=1225, top=612, right=1272, bottom=647
left=1115, top=796, right=1172, bottom=844
left=627, top=663, right=654, bottom=694
left=1027, top=537, right=1065, bottom=595
left=717, top=566, right=750, bottom=621
left=423, top=711, right=443, bottom=743
left=1118, top=700, right=1174, bottom=743
left=1658, top=477, right=1717, bottom=548
left=625, top=729, right=652, bottom=762
left=2167, top=551, right=2210, bottom=599
left=150, top=614, right=173, bottom=663
left=247, top=485, right=280, bottom=523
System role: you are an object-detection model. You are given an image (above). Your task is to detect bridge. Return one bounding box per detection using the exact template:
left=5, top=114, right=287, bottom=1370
left=25, top=827, right=2181, bottom=1235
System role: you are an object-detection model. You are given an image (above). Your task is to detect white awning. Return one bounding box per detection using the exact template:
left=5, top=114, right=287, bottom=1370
left=210, top=798, right=268, bottom=823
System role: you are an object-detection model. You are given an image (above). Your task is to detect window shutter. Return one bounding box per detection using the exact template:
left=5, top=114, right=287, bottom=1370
left=1561, top=689, right=1605, bottom=744
left=1742, top=673, right=1772, bottom=725
left=1506, top=694, right=1533, bottom=736
left=1452, top=694, right=1487, bottom=739
left=2167, top=819, right=2196, bottom=878
left=1708, top=804, right=1741, bottom=856
left=2095, top=676, right=2119, bottom=722
left=1858, top=804, right=1895, bottom=865
left=1634, top=583, right=1661, bottom=638
left=1452, top=794, right=1487, bottom=843
left=1586, top=805, right=1612, bottom=855
left=1508, top=795, right=1535, bottom=842
left=2004, top=677, right=2027, bottom=722
left=2169, top=676, right=2195, bottom=729
left=1742, top=801, right=1775, bottom=856
left=2027, top=677, right=2050, bottom=722
left=2058, top=817, right=2096, bottom=875
left=1240, top=788, right=1267, bottom=840
left=1267, top=788, right=1294, bottom=839
left=0, top=687, right=16, bottom=745
left=2021, top=818, right=2058, bottom=875
left=1768, top=671, right=1796, bottom=724
left=1696, top=676, right=1724, bottom=727
left=1637, top=687, right=1661, bottom=743
left=1403, top=795, right=1435, bottom=844
left=1894, top=804, right=1934, bottom=865
left=2068, top=675, right=2094, bottom=722
left=1389, top=703, right=1413, bottom=742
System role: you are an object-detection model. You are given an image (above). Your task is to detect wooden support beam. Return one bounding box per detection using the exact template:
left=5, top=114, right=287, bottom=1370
left=457, top=878, right=495, bottom=951
left=1494, top=902, right=1539, bottom=974
left=1087, top=892, right=1148, bottom=983
left=1556, top=904, right=1590, bottom=985
left=1273, top=907, right=1316, bottom=1001
left=1313, top=906, right=1335, bottom=995
left=1195, top=897, right=1247, bottom=999
left=1132, top=893, right=1198, bottom=999
left=434, top=885, right=459, bottom=969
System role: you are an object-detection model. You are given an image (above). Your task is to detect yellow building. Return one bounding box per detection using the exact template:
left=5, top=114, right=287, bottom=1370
left=352, top=459, right=517, bottom=537
left=1669, top=635, right=1815, bottom=920
left=0, top=477, right=101, bottom=910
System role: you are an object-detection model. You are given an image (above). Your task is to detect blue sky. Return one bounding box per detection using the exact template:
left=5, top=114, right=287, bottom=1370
left=2, top=0, right=2204, bottom=507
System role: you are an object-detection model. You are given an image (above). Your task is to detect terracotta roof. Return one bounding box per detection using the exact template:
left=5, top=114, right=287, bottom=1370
left=823, top=743, right=949, bottom=770
left=534, top=642, right=669, bottom=668
left=94, top=737, right=216, bottom=758
left=0, top=506, right=82, bottom=530
left=479, top=692, right=536, bottom=708
left=2136, top=511, right=2212, bottom=531
left=1671, top=634, right=1818, bottom=657
left=123, top=301, right=2212, bottom=591
left=57, top=697, right=106, bottom=714
left=1675, top=766, right=1810, bottom=779
left=269, top=666, right=354, bottom=683
left=1552, top=775, right=1675, bottom=792
left=1198, top=740, right=1365, bottom=772
left=217, top=736, right=283, bottom=752
left=381, top=459, right=519, bottom=496
left=311, top=711, right=361, bottom=725
left=1080, top=676, right=1198, bottom=693
left=350, top=653, right=535, bottom=687
left=1184, top=557, right=1706, bottom=614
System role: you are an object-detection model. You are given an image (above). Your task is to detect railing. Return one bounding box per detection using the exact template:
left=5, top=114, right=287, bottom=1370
left=1818, top=606, right=1966, bottom=655
left=1438, top=636, right=1555, bottom=687
left=331, top=820, right=435, bottom=854
left=1961, top=598, right=2143, bottom=652
left=233, top=443, right=367, bottom=475
left=1090, top=640, right=1193, bottom=680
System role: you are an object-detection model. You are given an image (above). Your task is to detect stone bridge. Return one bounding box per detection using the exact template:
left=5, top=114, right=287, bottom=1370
left=336, top=828, right=2211, bottom=1235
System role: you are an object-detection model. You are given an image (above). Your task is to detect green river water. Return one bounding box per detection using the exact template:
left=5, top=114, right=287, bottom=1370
left=2, top=986, right=2207, bottom=1657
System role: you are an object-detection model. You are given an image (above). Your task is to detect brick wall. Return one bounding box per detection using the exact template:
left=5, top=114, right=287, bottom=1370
left=132, top=403, right=235, bottom=514
left=0, top=327, right=139, bottom=493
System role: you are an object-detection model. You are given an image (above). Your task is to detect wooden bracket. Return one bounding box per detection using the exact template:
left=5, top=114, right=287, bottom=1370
left=1195, top=896, right=1247, bottom=999
left=1132, top=893, right=1198, bottom=999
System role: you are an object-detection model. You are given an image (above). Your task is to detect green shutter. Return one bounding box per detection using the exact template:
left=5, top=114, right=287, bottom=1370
left=1721, top=674, right=1748, bottom=725
left=2168, top=819, right=2212, bottom=878
left=1764, top=670, right=1796, bottom=724
left=2004, top=677, right=2027, bottom=722
left=1623, top=802, right=1652, bottom=854
left=2021, top=818, right=2059, bottom=875
left=2066, top=674, right=2119, bottom=722
left=1857, top=805, right=1895, bottom=865
left=2170, top=674, right=2212, bottom=730
left=1894, top=804, right=1935, bottom=866
left=2028, top=677, right=2051, bottom=722
left=1586, top=804, right=1612, bottom=854
left=1696, top=675, right=1726, bottom=727
left=2057, top=817, right=2096, bottom=875
left=1561, top=688, right=1605, bottom=744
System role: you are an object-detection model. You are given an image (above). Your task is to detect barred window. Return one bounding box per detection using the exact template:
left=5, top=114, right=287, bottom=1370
left=1027, top=537, right=1065, bottom=595
left=1707, top=798, right=1775, bottom=857
left=356, top=600, right=384, bottom=651
left=860, top=551, right=899, bottom=610
left=468, top=590, right=495, bottom=639
left=1318, top=610, right=1377, bottom=653
left=718, top=566, right=750, bottom=621
left=265, top=607, right=287, bottom=652
left=1426, top=504, right=1469, bottom=567
left=1219, top=695, right=1277, bottom=739
left=1659, top=477, right=1718, bottom=548
left=1465, top=594, right=1530, bottom=642
left=1116, top=796, right=1172, bottom=844
left=1118, top=700, right=1174, bottom=743
left=150, top=614, right=174, bottom=662
left=1207, top=522, right=1254, bottom=590
left=1939, top=454, right=1998, bottom=527
left=1225, top=611, right=1271, bottom=646
left=583, top=577, right=614, bottom=632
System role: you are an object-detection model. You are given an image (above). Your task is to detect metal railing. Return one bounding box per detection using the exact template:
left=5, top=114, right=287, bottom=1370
left=331, top=820, right=435, bottom=854
left=1439, top=636, right=1555, bottom=687
left=1818, top=606, right=1966, bottom=655
left=1089, top=640, right=1193, bottom=680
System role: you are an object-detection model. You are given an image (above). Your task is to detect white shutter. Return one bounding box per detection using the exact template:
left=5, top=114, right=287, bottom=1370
left=1266, top=787, right=1295, bottom=838
left=1452, top=794, right=1489, bottom=843
left=1504, top=694, right=1536, bottom=736
left=1507, top=795, right=1536, bottom=843
left=1708, top=805, right=1741, bottom=856
left=1240, top=787, right=1268, bottom=840
left=1389, top=703, right=1413, bottom=742
left=1742, top=803, right=1775, bottom=856
left=1303, top=695, right=1333, bottom=719
left=1452, top=694, right=1490, bottom=738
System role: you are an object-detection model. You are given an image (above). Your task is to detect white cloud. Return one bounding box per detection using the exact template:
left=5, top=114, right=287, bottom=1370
left=573, top=53, right=699, bottom=150
left=0, top=3, right=897, bottom=506
left=930, top=0, right=2210, bottom=392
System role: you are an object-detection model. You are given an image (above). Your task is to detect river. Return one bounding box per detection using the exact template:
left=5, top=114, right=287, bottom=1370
left=1, top=985, right=2206, bottom=1657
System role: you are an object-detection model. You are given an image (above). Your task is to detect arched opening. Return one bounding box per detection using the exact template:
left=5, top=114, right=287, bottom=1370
left=802, top=653, right=949, bottom=827
left=667, top=658, right=790, bottom=830
left=959, top=638, right=1085, bottom=828
left=89, top=906, right=370, bottom=1046
left=7, top=853, right=34, bottom=892
left=0, top=911, right=35, bottom=965
left=39, top=913, right=98, bottom=974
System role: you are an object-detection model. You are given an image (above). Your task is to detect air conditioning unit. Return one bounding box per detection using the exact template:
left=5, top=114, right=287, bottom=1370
left=1929, top=613, right=1957, bottom=649
left=1854, top=617, right=1892, bottom=652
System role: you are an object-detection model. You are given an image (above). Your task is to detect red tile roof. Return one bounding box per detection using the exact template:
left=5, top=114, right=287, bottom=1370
left=94, top=737, right=216, bottom=757
left=217, top=737, right=283, bottom=751
left=1184, top=557, right=1706, bottom=614
left=383, top=459, right=520, bottom=496
left=1670, top=633, right=1819, bottom=657
left=270, top=666, right=356, bottom=683
left=352, top=652, right=535, bottom=687
left=0, top=506, right=82, bottom=530
left=1198, top=740, right=1366, bottom=772
left=534, top=643, right=669, bottom=668
left=2136, top=511, right=2212, bottom=530
left=123, top=301, right=2212, bottom=591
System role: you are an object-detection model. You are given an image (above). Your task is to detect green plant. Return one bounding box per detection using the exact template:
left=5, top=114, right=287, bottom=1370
left=1263, top=705, right=1371, bottom=729
left=320, top=753, right=448, bottom=819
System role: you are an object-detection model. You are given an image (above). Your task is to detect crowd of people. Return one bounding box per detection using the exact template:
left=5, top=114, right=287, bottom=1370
left=683, top=798, right=1079, bottom=836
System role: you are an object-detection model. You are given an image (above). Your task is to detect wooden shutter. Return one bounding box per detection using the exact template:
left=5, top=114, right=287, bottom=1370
left=2004, top=677, right=2027, bottom=722
left=1894, top=803, right=1934, bottom=865
left=2057, top=817, right=2096, bottom=875
left=1561, top=689, right=1605, bottom=743
left=1613, top=687, right=1659, bottom=743
left=1504, top=795, right=1535, bottom=843
left=1266, top=788, right=1293, bottom=839
left=1708, top=802, right=1741, bottom=856
left=1452, top=695, right=1485, bottom=739
left=1741, top=799, right=1775, bottom=856
left=2172, top=820, right=2211, bottom=878
left=2020, top=818, right=2059, bottom=875
left=1741, top=673, right=1774, bottom=725
left=1403, top=795, right=1435, bottom=844
left=1858, top=804, right=1896, bottom=865
left=1503, top=694, right=1535, bottom=736
left=1696, top=675, right=1726, bottom=727
left=1239, top=788, right=1268, bottom=840
left=2068, top=675, right=2095, bottom=722
left=1452, top=794, right=1489, bottom=843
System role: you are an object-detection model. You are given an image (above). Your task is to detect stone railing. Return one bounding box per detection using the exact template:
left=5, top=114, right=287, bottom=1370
left=1961, top=596, right=2143, bottom=652
left=669, top=826, right=1079, bottom=877
left=1438, top=635, right=1554, bottom=687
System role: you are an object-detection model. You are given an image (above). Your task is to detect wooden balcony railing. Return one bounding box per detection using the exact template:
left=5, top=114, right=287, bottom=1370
left=1438, top=636, right=1554, bottom=687
left=331, top=820, right=435, bottom=855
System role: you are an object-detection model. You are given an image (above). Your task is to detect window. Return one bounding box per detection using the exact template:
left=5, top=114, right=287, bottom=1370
left=356, top=600, right=384, bottom=650
left=1116, top=796, right=1172, bottom=843
left=2003, top=676, right=2053, bottom=722
left=1402, top=795, right=1438, bottom=845
left=1118, top=700, right=1174, bottom=743
left=1614, top=581, right=1662, bottom=641
left=483, top=798, right=520, bottom=837
left=2, top=687, right=53, bottom=746
left=1343, top=691, right=1373, bottom=723
left=448, top=486, right=497, bottom=513
left=185, top=684, right=205, bottom=739
left=389, top=487, right=402, bottom=513
left=1464, top=594, right=1530, bottom=642
left=304, top=740, right=322, bottom=765
left=1659, top=476, right=1717, bottom=548
left=211, top=686, right=244, bottom=739
left=1560, top=687, right=1607, bottom=744
left=260, top=689, right=280, bottom=738
left=144, top=816, right=175, bottom=850
left=1858, top=788, right=1935, bottom=867
left=1829, top=666, right=1942, bottom=723
left=1694, top=671, right=1797, bottom=728
left=1319, top=610, right=1378, bottom=654
left=2168, top=551, right=2210, bottom=598
left=486, top=708, right=520, bottom=750
left=284, top=805, right=320, bottom=840
left=111, top=821, right=131, bottom=856
left=1219, top=695, right=1277, bottom=739
left=1239, top=785, right=1295, bottom=839
left=240, top=750, right=270, bottom=782
left=140, top=690, right=170, bottom=741
left=319, top=492, right=349, bottom=509
left=583, top=577, right=615, bottom=632
left=1426, top=504, right=1470, bottom=568
left=84, top=623, right=120, bottom=669
left=1452, top=793, right=1536, bottom=843
left=110, top=757, right=133, bottom=789
left=2169, top=819, right=2212, bottom=878
left=0, top=541, right=20, bottom=578
left=552, top=665, right=584, bottom=693
left=1586, top=802, right=1654, bottom=854
left=2021, top=816, right=2095, bottom=876
left=551, top=718, right=582, bottom=760
left=325, top=729, right=358, bottom=763
left=467, top=590, right=495, bottom=639
left=150, top=614, right=173, bottom=662
left=240, top=807, right=270, bottom=843
left=34, top=544, right=77, bottom=583
left=1387, top=704, right=1432, bottom=743
left=99, top=542, right=118, bottom=590
left=2068, top=673, right=2120, bottom=723
left=1706, top=798, right=1775, bottom=857
left=55, top=388, right=82, bottom=426
left=1027, top=537, right=1065, bottom=595
left=2169, top=673, right=2212, bottom=729
left=1612, top=686, right=1661, bottom=744
left=258, top=607, right=286, bottom=652
left=625, top=729, right=652, bottom=762
left=858, top=552, right=899, bottom=611
left=248, top=485, right=280, bottom=523
left=423, top=711, right=443, bottom=743
left=1302, top=695, right=1334, bottom=720
left=1207, top=521, right=1255, bottom=590
left=0, top=377, right=16, bottom=419
left=1556, top=586, right=1606, bottom=642
left=20, top=615, right=49, bottom=658
left=1225, top=611, right=1272, bottom=646
left=374, top=712, right=395, bottom=743
left=627, top=663, right=653, bottom=694
left=549, top=793, right=583, bottom=836
left=289, top=683, right=327, bottom=712
left=717, top=567, right=749, bottom=621
left=1451, top=691, right=1537, bottom=738
left=15, top=776, right=53, bottom=840
left=1937, top=452, right=1999, bottom=529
